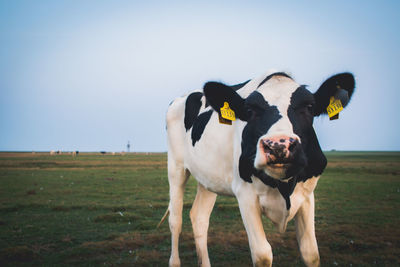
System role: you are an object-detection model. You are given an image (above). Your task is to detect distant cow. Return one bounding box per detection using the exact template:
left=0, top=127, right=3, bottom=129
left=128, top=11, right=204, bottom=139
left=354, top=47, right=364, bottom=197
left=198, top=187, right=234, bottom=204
left=165, top=70, right=355, bottom=267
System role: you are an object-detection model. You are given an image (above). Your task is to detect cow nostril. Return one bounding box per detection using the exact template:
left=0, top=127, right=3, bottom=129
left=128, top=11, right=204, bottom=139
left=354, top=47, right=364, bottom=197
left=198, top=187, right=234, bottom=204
left=288, top=140, right=297, bottom=152
left=262, top=140, right=272, bottom=152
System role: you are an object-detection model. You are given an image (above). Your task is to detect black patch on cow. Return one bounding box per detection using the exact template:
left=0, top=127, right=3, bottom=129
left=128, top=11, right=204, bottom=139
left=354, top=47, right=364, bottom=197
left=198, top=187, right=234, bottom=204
left=288, top=86, right=327, bottom=182
left=313, top=72, right=355, bottom=116
left=191, top=110, right=213, bottom=146
left=238, top=91, right=282, bottom=182
left=277, top=177, right=298, bottom=209
left=184, top=92, right=204, bottom=131
left=204, top=79, right=250, bottom=109
left=296, top=128, right=327, bottom=181
left=254, top=170, right=298, bottom=209
left=230, top=79, right=251, bottom=91
left=204, top=82, right=248, bottom=121
left=257, top=72, right=292, bottom=88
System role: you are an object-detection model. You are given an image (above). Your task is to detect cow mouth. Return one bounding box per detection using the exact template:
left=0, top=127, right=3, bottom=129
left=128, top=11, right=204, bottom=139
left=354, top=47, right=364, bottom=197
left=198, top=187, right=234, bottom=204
left=261, top=157, right=292, bottom=179
left=267, top=162, right=291, bottom=168
left=254, top=149, right=299, bottom=180
left=266, top=157, right=292, bottom=168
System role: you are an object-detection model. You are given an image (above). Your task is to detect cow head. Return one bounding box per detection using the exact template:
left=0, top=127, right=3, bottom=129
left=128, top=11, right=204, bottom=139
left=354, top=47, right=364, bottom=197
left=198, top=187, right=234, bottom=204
left=204, top=72, right=355, bottom=183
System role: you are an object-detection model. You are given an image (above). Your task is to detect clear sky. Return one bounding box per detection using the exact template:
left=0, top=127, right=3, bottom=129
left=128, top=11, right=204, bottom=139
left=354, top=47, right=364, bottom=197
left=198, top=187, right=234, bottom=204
left=1, top=0, right=399, bottom=152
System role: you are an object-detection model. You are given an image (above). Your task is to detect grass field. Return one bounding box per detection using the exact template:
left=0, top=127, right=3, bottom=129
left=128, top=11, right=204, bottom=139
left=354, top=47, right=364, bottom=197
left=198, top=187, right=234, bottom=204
left=0, top=151, right=399, bottom=266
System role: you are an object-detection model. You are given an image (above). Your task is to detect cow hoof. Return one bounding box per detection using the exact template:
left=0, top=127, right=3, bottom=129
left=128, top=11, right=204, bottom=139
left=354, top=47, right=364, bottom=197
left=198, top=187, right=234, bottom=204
left=169, top=257, right=181, bottom=267
left=254, top=258, right=272, bottom=267
left=305, top=257, right=320, bottom=267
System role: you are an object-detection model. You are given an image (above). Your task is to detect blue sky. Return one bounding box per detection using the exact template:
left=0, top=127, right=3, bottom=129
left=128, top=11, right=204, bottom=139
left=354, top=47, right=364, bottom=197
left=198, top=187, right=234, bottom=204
left=1, top=0, right=399, bottom=152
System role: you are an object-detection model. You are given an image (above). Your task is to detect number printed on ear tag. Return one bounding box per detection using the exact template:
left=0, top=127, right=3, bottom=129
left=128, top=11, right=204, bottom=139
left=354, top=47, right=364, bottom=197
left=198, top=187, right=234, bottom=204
left=327, top=96, right=343, bottom=119
left=220, top=102, right=236, bottom=121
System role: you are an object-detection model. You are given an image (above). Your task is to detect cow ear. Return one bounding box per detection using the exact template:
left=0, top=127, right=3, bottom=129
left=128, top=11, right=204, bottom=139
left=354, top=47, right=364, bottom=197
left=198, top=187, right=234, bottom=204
left=203, top=82, right=249, bottom=121
left=313, top=72, right=355, bottom=116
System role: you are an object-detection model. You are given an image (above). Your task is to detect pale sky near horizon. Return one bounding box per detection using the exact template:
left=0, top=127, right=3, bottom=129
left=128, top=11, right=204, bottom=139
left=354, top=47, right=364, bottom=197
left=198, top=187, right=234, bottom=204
left=1, top=0, right=399, bottom=152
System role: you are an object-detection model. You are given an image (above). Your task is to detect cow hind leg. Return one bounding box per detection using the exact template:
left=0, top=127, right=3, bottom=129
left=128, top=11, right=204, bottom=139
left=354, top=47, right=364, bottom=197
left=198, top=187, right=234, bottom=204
left=168, top=162, right=190, bottom=267
left=190, top=183, right=217, bottom=267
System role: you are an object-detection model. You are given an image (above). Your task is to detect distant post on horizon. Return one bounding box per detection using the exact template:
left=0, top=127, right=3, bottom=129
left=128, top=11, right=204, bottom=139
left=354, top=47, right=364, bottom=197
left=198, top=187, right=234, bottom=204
left=127, top=141, right=131, bottom=153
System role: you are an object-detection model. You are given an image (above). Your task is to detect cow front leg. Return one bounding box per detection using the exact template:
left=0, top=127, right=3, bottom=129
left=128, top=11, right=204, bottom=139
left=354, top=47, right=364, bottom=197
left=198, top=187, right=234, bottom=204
left=295, top=192, right=320, bottom=267
left=237, top=192, right=273, bottom=267
left=190, top=183, right=217, bottom=267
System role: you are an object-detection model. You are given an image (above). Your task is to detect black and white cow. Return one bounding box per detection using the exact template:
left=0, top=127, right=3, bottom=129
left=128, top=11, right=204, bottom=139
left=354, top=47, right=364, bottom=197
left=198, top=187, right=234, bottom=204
left=165, top=70, right=355, bottom=267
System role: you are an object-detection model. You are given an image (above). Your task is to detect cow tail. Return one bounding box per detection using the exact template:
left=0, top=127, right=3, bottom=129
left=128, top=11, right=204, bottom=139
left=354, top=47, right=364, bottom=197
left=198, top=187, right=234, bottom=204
left=156, top=207, right=170, bottom=229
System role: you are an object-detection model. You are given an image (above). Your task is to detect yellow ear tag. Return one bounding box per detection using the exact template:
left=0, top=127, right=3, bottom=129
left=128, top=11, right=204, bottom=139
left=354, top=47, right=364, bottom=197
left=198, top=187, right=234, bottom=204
left=327, top=96, right=343, bottom=120
left=220, top=102, right=236, bottom=121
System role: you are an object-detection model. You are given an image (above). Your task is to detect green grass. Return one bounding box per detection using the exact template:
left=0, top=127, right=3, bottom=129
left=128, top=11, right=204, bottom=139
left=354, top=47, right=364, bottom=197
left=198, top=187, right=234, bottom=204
left=0, top=151, right=399, bottom=266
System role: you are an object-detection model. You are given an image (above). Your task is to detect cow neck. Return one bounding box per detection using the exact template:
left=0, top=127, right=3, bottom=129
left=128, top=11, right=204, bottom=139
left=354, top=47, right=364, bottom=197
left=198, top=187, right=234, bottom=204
left=253, top=169, right=298, bottom=210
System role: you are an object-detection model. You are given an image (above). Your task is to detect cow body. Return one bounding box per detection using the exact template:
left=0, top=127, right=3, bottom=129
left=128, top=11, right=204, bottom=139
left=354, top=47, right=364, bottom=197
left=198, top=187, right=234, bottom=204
left=166, top=70, right=355, bottom=267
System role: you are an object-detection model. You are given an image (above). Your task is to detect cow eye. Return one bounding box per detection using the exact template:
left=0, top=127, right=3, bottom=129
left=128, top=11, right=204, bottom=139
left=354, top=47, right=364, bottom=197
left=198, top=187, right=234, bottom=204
left=246, top=108, right=257, bottom=120
left=296, top=103, right=313, bottom=115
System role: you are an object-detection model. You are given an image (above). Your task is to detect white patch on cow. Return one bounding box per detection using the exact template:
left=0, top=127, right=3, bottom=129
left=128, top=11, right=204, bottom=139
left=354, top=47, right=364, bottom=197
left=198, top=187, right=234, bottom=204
left=257, top=75, right=300, bottom=137
left=184, top=108, right=236, bottom=196
left=253, top=75, right=301, bottom=178
left=254, top=176, right=320, bottom=233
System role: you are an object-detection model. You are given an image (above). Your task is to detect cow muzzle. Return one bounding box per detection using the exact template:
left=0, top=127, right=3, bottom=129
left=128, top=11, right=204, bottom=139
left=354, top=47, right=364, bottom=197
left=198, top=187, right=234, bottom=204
left=255, top=135, right=301, bottom=179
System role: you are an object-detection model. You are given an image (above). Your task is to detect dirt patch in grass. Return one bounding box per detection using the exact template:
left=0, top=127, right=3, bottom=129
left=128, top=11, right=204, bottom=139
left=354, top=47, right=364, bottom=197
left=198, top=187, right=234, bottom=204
left=51, top=205, right=83, bottom=211
left=0, top=245, right=37, bottom=263
left=61, top=235, right=73, bottom=243
left=315, top=223, right=400, bottom=265
left=214, top=203, right=238, bottom=211
left=0, top=157, right=167, bottom=170
left=79, top=232, right=167, bottom=253
left=328, top=161, right=399, bottom=167
left=135, top=249, right=163, bottom=262
left=26, top=189, right=36, bottom=195
left=320, top=223, right=400, bottom=250
left=208, top=230, right=248, bottom=248
left=67, top=232, right=170, bottom=265
left=327, top=161, right=400, bottom=172
left=51, top=206, right=71, bottom=211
